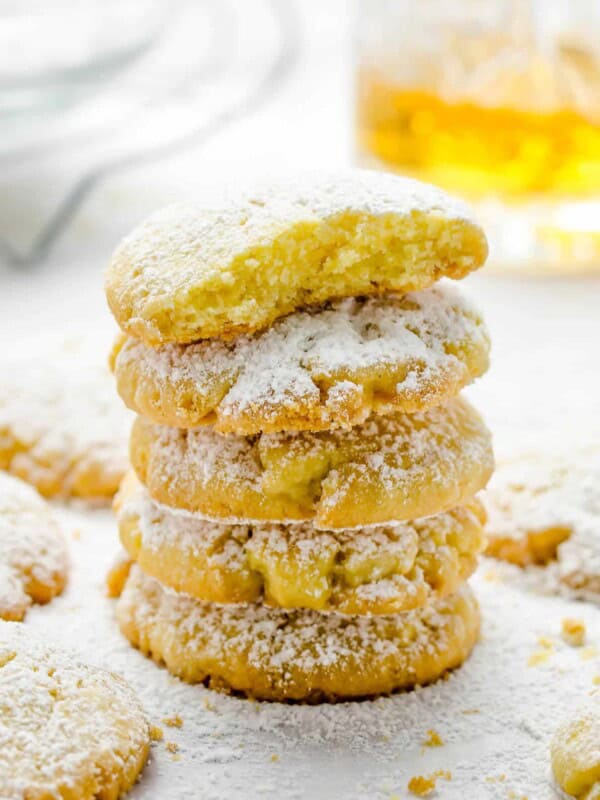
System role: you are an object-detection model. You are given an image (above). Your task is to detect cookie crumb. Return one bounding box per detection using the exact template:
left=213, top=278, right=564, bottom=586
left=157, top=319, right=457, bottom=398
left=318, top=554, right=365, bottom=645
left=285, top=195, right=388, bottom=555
left=165, top=742, right=178, bottom=754
left=408, top=770, right=451, bottom=797
left=105, top=555, right=132, bottom=598
left=203, top=697, right=216, bottom=711
left=149, top=725, right=164, bottom=742
left=422, top=729, right=444, bottom=747
left=528, top=649, right=552, bottom=667
left=561, top=618, right=586, bottom=647
left=580, top=645, right=597, bottom=661
left=270, top=754, right=279, bottom=762
left=162, top=715, right=183, bottom=728
left=72, top=529, right=81, bottom=541
left=592, top=675, right=600, bottom=686
left=408, top=776, right=436, bottom=797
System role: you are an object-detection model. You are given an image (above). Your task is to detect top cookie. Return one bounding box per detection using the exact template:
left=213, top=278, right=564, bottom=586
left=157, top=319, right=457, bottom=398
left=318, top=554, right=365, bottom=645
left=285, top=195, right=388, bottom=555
left=105, top=170, right=487, bottom=344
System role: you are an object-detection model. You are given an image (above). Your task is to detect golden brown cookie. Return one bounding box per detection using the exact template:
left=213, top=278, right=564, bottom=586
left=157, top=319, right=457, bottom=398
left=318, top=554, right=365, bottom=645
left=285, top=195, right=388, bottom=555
left=116, top=472, right=485, bottom=614
left=551, top=691, right=600, bottom=800
left=0, top=621, right=150, bottom=799
left=0, top=472, right=68, bottom=621
left=483, top=449, right=600, bottom=598
left=105, top=170, right=487, bottom=345
left=130, top=396, right=493, bottom=529
left=116, top=565, right=480, bottom=702
left=111, top=284, right=489, bottom=434
left=0, top=360, right=131, bottom=500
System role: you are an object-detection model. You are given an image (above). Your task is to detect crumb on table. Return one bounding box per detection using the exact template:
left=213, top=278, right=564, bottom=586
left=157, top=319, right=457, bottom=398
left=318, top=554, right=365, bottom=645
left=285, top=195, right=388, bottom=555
left=149, top=725, right=164, bottom=742
left=422, top=729, right=444, bottom=748
left=408, top=770, right=451, bottom=797
left=162, top=715, right=184, bottom=728
left=561, top=618, right=586, bottom=647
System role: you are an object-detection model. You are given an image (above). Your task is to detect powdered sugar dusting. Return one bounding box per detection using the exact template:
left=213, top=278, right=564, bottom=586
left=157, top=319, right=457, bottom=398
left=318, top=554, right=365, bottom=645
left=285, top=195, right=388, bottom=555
left=114, top=283, right=489, bottom=432
left=483, top=447, right=600, bottom=600
left=118, top=479, right=484, bottom=613
left=0, top=620, right=149, bottom=799
left=0, top=472, right=68, bottom=620
left=0, top=356, right=132, bottom=500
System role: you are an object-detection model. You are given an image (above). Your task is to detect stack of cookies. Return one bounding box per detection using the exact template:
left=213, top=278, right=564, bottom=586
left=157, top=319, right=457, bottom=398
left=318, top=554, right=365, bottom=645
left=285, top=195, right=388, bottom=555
left=105, top=170, right=494, bottom=702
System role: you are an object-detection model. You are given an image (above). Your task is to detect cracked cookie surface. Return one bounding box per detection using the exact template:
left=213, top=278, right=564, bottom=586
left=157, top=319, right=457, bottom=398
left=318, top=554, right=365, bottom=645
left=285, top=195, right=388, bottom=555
left=0, top=472, right=68, bottom=621
left=117, top=565, right=480, bottom=702
left=111, top=284, right=489, bottom=434
left=0, top=621, right=149, bottom=799
left=116, top=473, right=485, bottom=614
left=130, top=396, right=493, bottom=529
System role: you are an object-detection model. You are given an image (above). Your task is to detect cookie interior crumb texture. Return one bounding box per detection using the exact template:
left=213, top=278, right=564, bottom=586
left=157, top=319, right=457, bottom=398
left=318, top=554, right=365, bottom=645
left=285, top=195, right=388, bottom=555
left=105, top=170, right=487, bottom=345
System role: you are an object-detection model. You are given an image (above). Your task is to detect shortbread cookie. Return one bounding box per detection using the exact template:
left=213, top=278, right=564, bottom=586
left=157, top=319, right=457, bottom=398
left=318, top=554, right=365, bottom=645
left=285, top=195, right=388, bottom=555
left=105, top=170, right=487, bottom=345
left=117, top=565, right=480, bottom=701
left=483, top=449, right=600, bottom=598
left=0, top=472, right=68, bottom=621
left=551, top=692, right=600, bottom=800
left=111, top=284, right=490, bottom=434
left=116, top=473, right=485, bottom=614
left=0, top=621, right=149, bottom=799
left=130, top=396, right=493, bottom=529
left=0, top=360, right=131, bottom=500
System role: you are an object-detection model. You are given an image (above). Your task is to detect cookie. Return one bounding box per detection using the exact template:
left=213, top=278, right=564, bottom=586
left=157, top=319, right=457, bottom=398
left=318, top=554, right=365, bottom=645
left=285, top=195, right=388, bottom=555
left=116, top=473, right=485, bottom=614
left=105, top=170, right=487, bottom=345
left=0, top=360, right=131, bottom=500
left=0, top=472, right=68, bottom=621
left=111, top=284, right=489, bottom=434
left=483, top=449, right=600, bottom=598
left=130, top=396, right=493, bottom=529
left=0, top=621, right=149, bottom=799
left=117, top=565, right=480, bottom=702
left=551, top=691, right=599, bottom=800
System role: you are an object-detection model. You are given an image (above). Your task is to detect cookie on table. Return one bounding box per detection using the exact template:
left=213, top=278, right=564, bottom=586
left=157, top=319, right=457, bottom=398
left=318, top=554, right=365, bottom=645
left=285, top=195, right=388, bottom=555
left=551, top=691, right=599, bottom=800
left=483, top=449, right=600, bottom=598
left=130, top=396, right=494, bottom=530
left=116, top=472, right=486, bottom=615
left=105, top=169, right=487, bottom=345
left=0, top=621, right=149, bottom=799
left=0, top=472, right=68, bottom=621
left=0, top=360, right=131, bottom=500
left=111, top=283, right=490, bottom=434
left=117, top=565, right=480, bottom=702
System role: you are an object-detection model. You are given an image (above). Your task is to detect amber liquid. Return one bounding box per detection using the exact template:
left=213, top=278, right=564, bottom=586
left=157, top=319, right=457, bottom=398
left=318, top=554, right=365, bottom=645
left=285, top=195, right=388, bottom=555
left=357, top=69, right=600, bottom=200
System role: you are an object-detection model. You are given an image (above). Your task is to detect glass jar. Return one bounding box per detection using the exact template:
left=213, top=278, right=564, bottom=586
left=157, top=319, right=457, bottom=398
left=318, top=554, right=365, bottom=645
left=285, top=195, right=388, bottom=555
left=356, top=0, right=600, bottom=272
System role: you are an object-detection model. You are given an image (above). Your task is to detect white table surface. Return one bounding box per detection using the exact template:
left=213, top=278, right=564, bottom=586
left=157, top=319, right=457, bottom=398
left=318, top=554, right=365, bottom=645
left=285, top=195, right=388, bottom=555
left=1, top=2, right=600, bottom=797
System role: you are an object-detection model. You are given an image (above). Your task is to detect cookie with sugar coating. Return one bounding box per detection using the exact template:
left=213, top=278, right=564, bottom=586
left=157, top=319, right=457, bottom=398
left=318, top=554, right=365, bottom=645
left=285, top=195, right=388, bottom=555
left=117, top=565, right=480, bottom=702
left=0, top=471, right=68, bottom=621
left=0, top=621, right=149, bottom=800
left=111, top=283, right=490, bottom=434
left=105, top=170, right=487, bottom=345
left=116, top=472, right=486, bottom=614
left=0, top=359, right=131, bottom=500
left=550, top=691, right=600, bottom=800
left=483, top=448, right=600, bottom=599
left=129, top=396, right=494, bottom=530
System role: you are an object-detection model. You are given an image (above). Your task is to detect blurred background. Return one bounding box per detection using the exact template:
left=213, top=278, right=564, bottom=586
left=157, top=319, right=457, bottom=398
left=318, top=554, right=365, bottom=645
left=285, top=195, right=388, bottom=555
left=0, top=0, right=599, bottom=446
